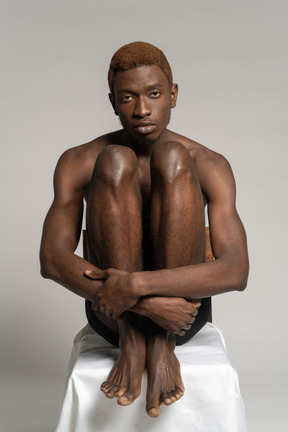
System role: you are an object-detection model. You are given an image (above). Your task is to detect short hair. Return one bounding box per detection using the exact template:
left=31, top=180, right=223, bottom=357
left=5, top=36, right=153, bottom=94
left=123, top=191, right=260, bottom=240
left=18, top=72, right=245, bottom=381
left=108, top=41, right=173, bottom=92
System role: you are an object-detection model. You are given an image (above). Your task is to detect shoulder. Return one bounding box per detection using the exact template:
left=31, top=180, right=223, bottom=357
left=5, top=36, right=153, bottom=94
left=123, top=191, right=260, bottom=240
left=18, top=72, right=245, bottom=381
left=196, top=148, right=235, bottom=203
left=172, top=132, right=232, bottom=173
left=171, top=132, right=235, bottom=202
left=54, top=131, right=123, bottom=189
left=57, top=131, right=122, bottom=167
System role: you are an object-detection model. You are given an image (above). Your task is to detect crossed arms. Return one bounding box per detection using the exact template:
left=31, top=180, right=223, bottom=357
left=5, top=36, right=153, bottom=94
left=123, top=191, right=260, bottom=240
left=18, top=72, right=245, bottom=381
left=40, top=145, right=249, bottom=332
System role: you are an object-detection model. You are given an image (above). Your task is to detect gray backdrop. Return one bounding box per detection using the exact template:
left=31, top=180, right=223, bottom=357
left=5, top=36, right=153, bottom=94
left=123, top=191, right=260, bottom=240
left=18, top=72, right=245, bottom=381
left=1, top=1, right=287, bottom=431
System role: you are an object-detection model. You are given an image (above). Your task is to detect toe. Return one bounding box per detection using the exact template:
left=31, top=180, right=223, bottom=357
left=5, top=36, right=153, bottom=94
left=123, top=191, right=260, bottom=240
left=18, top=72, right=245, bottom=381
left=146, top=397, right=161, bottom=418
left=101, top=380, right=112, bottom=393
left=162, top=391, right=176, bottom=405
left=174, top=386, right=184, bottom=400
left=107, top=384, right=123, bottom=398
left=117, top=393, right=133, bottom=406
left=148, top=407, right=161, bottom=418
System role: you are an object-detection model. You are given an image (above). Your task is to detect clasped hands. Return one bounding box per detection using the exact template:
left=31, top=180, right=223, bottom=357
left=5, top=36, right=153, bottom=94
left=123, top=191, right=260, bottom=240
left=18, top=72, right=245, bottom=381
left=85, top=268, right=138, bottom=319
left=85, top=267, right=201, bottom=335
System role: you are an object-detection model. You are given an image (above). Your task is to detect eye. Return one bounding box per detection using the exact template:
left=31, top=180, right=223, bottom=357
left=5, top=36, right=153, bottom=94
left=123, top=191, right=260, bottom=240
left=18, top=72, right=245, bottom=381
left=150, top=90, right=161, bottom=98
left=119, top=94, right=133, bottom=103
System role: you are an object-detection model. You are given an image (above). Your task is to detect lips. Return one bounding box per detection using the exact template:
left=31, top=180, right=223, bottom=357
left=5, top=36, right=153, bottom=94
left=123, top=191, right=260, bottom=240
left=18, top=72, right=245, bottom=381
left=133, top=122, right=156, bottom=135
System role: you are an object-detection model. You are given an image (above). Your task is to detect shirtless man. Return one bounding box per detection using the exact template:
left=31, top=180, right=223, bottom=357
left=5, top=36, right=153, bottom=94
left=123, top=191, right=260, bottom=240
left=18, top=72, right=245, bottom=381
left=40, top=41, right=249, bottom=418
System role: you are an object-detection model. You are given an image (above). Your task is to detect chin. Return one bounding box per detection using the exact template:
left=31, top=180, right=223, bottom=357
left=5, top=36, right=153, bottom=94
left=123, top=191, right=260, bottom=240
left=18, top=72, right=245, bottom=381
left=128, top=131, right=157, bottom=146
left=139, top=136, right=156, bottom=145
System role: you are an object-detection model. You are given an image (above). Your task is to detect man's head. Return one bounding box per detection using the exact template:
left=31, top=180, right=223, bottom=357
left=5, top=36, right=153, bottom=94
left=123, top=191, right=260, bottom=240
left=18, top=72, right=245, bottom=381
left=108, top=42, right=178, bottom=145
left=108, top=41, right=173, bottom=93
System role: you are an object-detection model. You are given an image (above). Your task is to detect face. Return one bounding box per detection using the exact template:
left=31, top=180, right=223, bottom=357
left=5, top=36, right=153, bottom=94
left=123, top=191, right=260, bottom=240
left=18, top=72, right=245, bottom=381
left=109, top=65, right=178, bottom=145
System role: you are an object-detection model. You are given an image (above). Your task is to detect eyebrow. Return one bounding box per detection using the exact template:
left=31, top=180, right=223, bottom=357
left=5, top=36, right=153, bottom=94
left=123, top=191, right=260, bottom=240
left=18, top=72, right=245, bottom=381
left=118, top=83, right=163, bottom=94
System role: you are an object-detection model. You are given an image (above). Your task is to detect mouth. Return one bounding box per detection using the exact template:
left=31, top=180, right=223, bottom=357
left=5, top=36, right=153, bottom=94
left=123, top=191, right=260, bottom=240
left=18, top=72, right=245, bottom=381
left=133, top=122, right=157, bottom=135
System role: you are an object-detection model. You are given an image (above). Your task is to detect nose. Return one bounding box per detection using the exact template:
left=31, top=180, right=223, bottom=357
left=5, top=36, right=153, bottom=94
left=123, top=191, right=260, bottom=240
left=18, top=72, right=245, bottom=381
left=133, top=96, right=151, bottom=118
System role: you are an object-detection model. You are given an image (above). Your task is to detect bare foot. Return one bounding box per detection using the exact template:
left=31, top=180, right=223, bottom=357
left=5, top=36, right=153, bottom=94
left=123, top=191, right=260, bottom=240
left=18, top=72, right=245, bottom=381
left=101, top=314, right=146, bottom=406
left=146, top=330, right=184, bottom=417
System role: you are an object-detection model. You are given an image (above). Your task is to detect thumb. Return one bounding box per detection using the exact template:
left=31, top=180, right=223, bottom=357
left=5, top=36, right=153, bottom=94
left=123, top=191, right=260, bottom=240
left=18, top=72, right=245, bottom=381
left=84, top=269, right=107, bottom=280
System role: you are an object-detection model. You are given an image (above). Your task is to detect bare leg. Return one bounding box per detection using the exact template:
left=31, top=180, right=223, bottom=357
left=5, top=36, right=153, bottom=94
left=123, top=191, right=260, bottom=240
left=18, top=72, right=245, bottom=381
left=86, top=145, right=145, bottom=406
left=145, top=141, right=206, bottom=417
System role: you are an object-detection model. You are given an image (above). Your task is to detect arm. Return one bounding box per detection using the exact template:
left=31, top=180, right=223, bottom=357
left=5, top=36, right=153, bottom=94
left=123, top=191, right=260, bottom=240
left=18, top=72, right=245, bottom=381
left=132, top=296, right=201, bottom=335
left=40, top=149, right=103, bottom=300
left=86, top=155, right=249, bottom=313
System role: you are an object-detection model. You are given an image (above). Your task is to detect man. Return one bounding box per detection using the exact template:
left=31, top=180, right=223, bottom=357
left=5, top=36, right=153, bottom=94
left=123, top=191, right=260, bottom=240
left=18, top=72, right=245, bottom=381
left=40, top=41, right=249, bottom=418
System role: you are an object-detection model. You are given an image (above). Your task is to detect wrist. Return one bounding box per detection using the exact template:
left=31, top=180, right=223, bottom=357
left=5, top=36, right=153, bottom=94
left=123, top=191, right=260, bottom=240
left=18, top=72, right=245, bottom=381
left=130, top=271, right=147, bottom=298
left=131, top=296, right=152, bottom=318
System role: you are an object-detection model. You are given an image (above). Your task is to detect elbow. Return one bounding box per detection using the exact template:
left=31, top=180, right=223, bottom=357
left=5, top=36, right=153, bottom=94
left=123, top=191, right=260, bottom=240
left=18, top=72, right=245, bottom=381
left=40, top=252, right=56, bottom=280
left=40, top=265, right=50, bottom=279
left=221, top=255, right=249, bottom=293
left=233, top=262, right=249, bottom=292
left=236, top=277, right=248, bottom=292
left=40, top=261, right=52, bottom=280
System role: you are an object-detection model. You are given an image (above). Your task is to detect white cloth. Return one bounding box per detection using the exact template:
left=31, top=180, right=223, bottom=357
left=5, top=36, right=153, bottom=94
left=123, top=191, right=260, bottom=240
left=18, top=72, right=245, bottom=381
left=55, top=323, right=246, bottom=432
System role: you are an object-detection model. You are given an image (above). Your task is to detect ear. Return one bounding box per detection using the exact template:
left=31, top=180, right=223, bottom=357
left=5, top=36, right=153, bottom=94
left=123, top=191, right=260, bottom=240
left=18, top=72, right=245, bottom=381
left=109, top=93, right=119, bottom=116
left=170, top=83, right=178, bottom=108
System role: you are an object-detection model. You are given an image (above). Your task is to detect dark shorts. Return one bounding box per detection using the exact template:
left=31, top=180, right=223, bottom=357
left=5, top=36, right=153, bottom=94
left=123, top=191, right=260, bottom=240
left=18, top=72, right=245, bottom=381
left=85, top=297, right=211, bottom=347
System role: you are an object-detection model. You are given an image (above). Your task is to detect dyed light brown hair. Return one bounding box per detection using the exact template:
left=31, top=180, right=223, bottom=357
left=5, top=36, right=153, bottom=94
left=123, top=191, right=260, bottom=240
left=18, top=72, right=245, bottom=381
left=108, top=41, right=173, bottom=92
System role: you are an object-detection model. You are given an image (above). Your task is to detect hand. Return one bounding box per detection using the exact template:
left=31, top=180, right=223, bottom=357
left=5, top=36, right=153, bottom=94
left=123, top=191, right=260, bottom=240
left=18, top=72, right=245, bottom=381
left=84, top=268, right=139, bottom=318
left=137, top=296, right=201, bottom=335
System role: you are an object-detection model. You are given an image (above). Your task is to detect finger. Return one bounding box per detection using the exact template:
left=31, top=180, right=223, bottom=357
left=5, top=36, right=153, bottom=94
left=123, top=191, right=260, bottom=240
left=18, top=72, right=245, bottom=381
left=84, top=269, right=107, bottom=280
left=175, top=329, right=186, bottom=336
left=105, top=309, right=117, bottom=319
left=99, top=305, right=106, bottom=314
left=190, top=301, right=201, bottom=308
left=91, top=302, right=99, bottom=311
left=106, top=311, right=114, bottom=318
left=91, top=294, right=99, bottom=310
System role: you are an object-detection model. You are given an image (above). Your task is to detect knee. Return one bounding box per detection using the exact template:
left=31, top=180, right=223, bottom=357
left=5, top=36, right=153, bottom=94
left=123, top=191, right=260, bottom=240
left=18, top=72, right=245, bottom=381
left=150, top=141, right=194, bottom=184
left=92, top=145, right=138, bottom=188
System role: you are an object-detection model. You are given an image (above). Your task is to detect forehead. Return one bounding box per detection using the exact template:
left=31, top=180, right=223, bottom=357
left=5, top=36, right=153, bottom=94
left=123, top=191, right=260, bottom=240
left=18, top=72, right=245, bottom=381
left=112, top=65, right=170, bottom=93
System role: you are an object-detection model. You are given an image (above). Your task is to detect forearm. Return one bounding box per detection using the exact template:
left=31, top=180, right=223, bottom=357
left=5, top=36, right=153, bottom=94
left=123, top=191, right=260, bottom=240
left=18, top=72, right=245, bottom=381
left=133, top=258, right=248, bottom=300
left=131, top=297, right=151, bottom=317
left=131, top=296, right=202, bottom=334
left=40, top=249, right=102, bottom=301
